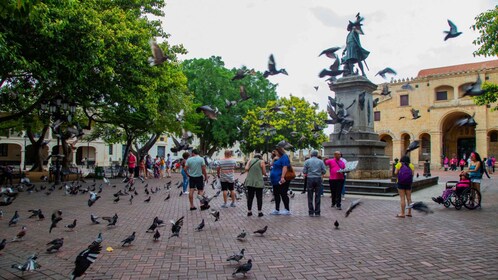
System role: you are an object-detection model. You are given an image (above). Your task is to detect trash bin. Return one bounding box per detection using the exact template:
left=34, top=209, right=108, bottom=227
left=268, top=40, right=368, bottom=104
left=95, top=166, right=104, bottom=179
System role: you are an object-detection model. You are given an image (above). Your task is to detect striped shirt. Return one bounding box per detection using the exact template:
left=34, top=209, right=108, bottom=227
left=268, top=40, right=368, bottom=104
left=217, top=158, right=237, bottom=183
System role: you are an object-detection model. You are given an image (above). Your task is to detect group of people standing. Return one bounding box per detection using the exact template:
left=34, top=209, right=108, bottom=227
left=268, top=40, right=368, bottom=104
left=443, top=154, right=495, bottom=173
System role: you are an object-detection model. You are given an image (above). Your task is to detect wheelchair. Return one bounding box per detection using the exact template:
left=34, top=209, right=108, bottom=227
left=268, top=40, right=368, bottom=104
left=443, top=181, right=481, bottom=210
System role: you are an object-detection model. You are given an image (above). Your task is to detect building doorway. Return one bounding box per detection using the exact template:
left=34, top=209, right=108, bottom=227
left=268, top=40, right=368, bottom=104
left=457, top=138, right=476, bottom=161
left=441, top=111, right=476, bottom=162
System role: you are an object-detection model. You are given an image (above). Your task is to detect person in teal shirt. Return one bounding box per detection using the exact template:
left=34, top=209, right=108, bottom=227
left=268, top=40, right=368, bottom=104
left=184, top=149, right=208, bottom=211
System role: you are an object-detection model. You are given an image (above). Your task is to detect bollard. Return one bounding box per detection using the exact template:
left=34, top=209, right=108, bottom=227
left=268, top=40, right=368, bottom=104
left=391, top=158, right=399, bottom=182
left=423, top=159, right=431, bottom=177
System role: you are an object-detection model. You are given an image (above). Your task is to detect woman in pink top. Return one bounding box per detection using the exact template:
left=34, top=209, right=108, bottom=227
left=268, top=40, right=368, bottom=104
left=325, top=151, right=346, bottom=210
left=127, top=153, right=137, bottom=178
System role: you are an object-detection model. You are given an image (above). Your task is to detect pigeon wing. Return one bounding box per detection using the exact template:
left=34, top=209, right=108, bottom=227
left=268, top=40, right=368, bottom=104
left=447, top=19, right=458, bottom=32
left=267, top=54, right=276, bottom=72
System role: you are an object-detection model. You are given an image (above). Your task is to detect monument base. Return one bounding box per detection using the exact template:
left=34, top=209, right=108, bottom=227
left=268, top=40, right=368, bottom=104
left=324, top=131, right=391, bottom=179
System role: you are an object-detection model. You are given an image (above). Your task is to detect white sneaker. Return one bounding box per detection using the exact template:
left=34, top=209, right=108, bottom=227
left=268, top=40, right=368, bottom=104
left=270, top=209, right=280, bottom=215
left=184, top=191, right=189, bottom=195
left=279, top=209, right=291, bottom=215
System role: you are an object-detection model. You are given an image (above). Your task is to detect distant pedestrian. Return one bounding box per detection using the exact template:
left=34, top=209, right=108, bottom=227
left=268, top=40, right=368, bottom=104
left=245, top=154, right=267, bottom=217
left=127, top=153, right=137, bottom=179
left=139, top=158, right=146, bottom=179
left=184, top=149, right=208, bottom=211
left=166, top=154, right=172, bottom=178
left=492, top=156, right=496, bottom=173
left=325, top=151, right=346, bottom=210
left=486, top=157, right=493, bottom=174
left=145, top=155, right=153, bottom=178
left=217, top=150, right=237, bottom=208
left=180, top=152, right=190, bottom=194
left=395, top=155, right=414, bottom=218
left=160, top=156, right=166, bottom=178
left=269, top=146, right=291, bottom=215
left=450, top=155, right=457, bottom=171
left=303, top=150, right=326, bottom=216
left=459, top=158, right=466, bottom=171
left=443, top=157, right=449, bottom=171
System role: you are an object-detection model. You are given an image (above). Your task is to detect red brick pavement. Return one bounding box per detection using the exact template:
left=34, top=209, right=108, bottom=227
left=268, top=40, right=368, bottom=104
left=0, top=170, right=497, bottom=279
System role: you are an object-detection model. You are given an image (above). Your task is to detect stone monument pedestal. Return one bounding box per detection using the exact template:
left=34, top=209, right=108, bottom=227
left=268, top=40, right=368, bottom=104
left=323, top=75, right=390, bottom=179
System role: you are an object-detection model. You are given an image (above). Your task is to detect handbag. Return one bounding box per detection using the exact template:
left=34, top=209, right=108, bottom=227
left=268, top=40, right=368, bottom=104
left=284, top=165, right=296, bottom=181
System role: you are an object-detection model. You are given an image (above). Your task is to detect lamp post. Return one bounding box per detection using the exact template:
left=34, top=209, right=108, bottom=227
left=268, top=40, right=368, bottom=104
left=260, top=125, right=276, bottom=163
left=23, top=134, right=28, bottom=171
left=40, top=96, right=77, bottom=185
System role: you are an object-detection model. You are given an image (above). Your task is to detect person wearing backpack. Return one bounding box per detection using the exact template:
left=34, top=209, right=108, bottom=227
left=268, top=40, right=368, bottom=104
left=394, top=155, right=414, bottom=218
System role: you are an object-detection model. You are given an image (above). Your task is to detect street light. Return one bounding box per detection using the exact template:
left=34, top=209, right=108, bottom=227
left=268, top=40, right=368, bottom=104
left=40, top=97, right=76, bottom=185
left=23, top=134, right=28, bottom=171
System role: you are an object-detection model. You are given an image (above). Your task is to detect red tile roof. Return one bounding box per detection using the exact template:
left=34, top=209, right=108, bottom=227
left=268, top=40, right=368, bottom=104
left=417, top=60, right=498, bottom=78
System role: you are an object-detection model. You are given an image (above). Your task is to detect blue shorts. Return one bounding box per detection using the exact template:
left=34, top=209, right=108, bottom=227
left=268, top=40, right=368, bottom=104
left=397, top=183, right=412, bottom=190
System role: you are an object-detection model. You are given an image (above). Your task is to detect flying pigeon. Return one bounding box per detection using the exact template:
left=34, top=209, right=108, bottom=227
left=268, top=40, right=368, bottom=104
left=455, top=112, right=477, bottom=127
left=11, top=253, right=41, bottom=273
left=195, top=219, right=205, bottom=231
left=88, top=192, right=100, bottom=207
left=405, top=141, right=420, bottom=155
left=121, top=232, right=136, bottom=246
left=232, top=259, right=253, bottom=277
left=253, top=225, right=268, bottom=235
left=169, top=216, right=184, bottom=238
left=153, top=229, right=161, bottom=241
left=46, top=238, right=64, bottom=253
left=198, top=190, right=221, bottom=210
left=225, top=99, right=238, bottom=109
left=319, top=46, right=341, bottom=58
left=153, top=216, right=165, bottom=227
left=196, top=105, right=218, bottom=120
left=236, top=230, right=247, bottom=241
left=380, top=84, right=391, bottom=96
left=345, top=199, right=361, bottom=217
left=70, top=233, right=103, bottom=280
left=463, top=75, right=484, bottom=97
left=175, top=109, right=185, bottom=122
left=239, top=85, right=251, bottom=102
left=407, top=202, right=434, bottom=214
left=227, top=248, right=245, bottom=263
left=376, top=67, right=397, bottom=79
left=148, top=38, right=170, bottom=66
left=411, top=108, right=421, bottom=120
left=231, top=68, right=255, bottom=81
left=263, top=54, right=288, bottom=78
left=146, top=222, right=158, bottom=233
left=49, top=210, right=63, bottom=233
left=444, top=20, right=462, bottom=41
left=90, top=214, right=100, bottom=224
left=9, top=210, right=19, bottom=226
left=210, top=210, right=220, bottom=222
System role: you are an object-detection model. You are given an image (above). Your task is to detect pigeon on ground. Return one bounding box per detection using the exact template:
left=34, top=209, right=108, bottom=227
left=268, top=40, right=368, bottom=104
left=263, top=54, right=288, bottom=78
left=102, top=213, right=118, bottom=226
left=148, top=38, right=170, bottom=66
left=70, top=233, right=103, bottom=280
left=407, top=202, right=434, bottom=214
left=46, top=238, right=64, bottom=252
left=232, top=259, right=253, bottom=276
left=196, top=105, right=218, bottom=120
left=90, top=214, right=100, bottom=224
left=9, top=210, right=19, bottom=226
left=198, top=190, right=220, bottom=210
left=444, top=19, right=462, bottom=41
left=153, top=217, right=165, bottom=227
left=28, top=209, right=42, bottom=219
left=236, top=230, right=247, bottom=241
left=195, top=219, right=205, bottom=231
left=113, top=196, right=120, bottom=203
left=49, top=210, right=63, bottom=233
left=227, top=248, right=245, bottom=263
left=11, top=253, right=41, bottom=273
left=334, top=220, right=339, bottom=229
left=153, top=229, right=161, bottom=241
left=463, top=75, right=484, bottom=97
left=129, top=195, right=134, bottom=204
left=376, top=67, right=397, bottom=79
left=253, top=225, right=268, bottom=235
left=88, top=192, right=100, bottom=207
left=210, top=210, right=220, bottom=222
left=164, top=193, right=171, bottom=201
left=121, top=232, right=136, bottom=246
left=345, top=199, right=361, bottom=218
left=12, top=226, right=27, bottom=242
left=416, top=173, right=420, bottom=178
left=65, top=219, right=77, bottom=231
left=144, top=196, right=151, bottom=203
left=0, top=238, right=6, bottom=253
left=169, top=216, right=184, bottom=238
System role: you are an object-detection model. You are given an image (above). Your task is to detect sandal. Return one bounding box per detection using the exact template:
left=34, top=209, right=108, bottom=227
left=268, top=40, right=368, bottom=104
left=406, top=214, right=412, bottom=217
left=396, top=214, right=405, bottom=218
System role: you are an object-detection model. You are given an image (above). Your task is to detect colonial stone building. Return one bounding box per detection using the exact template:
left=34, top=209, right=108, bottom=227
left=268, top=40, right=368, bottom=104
left=374, top=60, right=498, bottom=168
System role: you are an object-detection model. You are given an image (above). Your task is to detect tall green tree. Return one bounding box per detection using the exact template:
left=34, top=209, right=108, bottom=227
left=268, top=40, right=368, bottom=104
left=241, top=96, right=328, bottom=155
left=471, top=6, right=498, bottom=110
left=182, top=56, right=278, bottom=156
left=0, top=0, right=188, bottom=170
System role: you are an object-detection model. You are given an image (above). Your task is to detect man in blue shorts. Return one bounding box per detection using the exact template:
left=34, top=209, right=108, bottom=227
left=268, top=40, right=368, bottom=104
left=184, top=149, right=208, bottom=210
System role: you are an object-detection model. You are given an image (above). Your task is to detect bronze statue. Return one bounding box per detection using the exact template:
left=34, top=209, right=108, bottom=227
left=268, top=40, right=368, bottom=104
left=342, top=14, right=369, bottom=77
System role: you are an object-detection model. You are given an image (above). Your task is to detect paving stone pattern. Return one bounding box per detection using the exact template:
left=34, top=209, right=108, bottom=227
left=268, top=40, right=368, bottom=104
left=0, top=169, right=497, bottom=279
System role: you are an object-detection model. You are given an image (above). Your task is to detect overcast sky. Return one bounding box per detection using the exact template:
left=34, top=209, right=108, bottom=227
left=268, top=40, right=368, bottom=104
left=161, top=0, right=496, bottom=114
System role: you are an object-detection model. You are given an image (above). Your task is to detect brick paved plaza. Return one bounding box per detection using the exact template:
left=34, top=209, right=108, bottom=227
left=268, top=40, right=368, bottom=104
left=0, top=169, right=497, bottom=280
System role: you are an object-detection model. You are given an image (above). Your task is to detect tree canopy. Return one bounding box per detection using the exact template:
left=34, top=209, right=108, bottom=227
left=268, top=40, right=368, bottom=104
left=182, top=56, right=278, bottom=156
left=241, top=96, right=328, bottom=155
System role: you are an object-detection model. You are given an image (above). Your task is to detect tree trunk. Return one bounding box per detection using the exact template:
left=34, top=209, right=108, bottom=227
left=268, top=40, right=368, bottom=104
left=61, top=136, right=73, bottom=169
left=28, top=125, right=50, bottom=172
